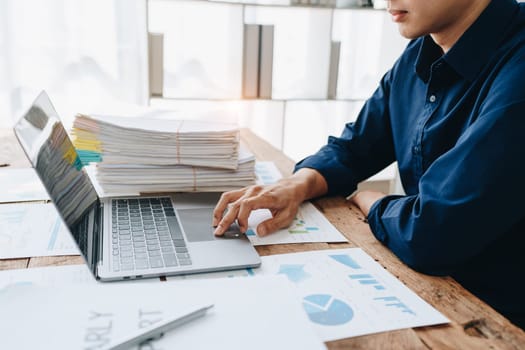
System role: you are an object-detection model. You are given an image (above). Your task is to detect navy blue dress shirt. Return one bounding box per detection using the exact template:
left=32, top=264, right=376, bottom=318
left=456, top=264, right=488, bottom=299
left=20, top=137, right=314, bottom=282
left=295, top=0, right=525, bottom=327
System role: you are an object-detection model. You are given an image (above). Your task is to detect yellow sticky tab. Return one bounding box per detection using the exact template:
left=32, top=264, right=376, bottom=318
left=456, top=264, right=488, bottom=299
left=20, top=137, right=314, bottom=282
left=63, top=145, right=78, bottom=165
left=72, top=129, right=99, bottom=141
left=73, top=140, right=101, bottom=152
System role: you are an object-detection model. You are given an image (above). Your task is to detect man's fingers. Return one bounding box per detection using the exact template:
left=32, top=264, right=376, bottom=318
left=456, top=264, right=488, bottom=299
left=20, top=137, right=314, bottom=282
left=213, top=202, right=241, bottom=236
left=213, top=185, right=292, bottom=236
left=212, top=189, right=245, bottom=227
left=256, top=208, right=296, bottom=236
left=236, top=194, right=279, bottom=232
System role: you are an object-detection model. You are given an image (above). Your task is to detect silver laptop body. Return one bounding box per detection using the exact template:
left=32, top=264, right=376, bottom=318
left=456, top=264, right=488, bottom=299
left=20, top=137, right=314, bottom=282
left=13, top=91, right=261, bottom=281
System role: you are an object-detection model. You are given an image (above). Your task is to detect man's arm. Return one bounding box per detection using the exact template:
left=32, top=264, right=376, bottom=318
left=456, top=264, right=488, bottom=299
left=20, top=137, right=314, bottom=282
left=214, top=67, right=398, bottom=237
left=367, top=96, right=525, bottom=275
left=351, top=190, right=387, bottom=217
left=294, top=69, right=396, bottom=198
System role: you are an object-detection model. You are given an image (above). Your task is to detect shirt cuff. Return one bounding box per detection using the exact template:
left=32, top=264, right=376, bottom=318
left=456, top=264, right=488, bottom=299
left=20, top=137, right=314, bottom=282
left=367, top=196, right=391, bottom=244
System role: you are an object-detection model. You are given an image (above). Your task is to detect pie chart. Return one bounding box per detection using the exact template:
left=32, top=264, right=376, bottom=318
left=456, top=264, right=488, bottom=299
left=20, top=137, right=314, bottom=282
left=302, top=294, right=354, bottom=326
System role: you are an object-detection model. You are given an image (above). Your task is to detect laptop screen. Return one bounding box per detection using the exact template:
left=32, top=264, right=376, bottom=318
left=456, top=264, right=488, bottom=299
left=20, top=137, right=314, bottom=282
left=14, top=92, right=100, bottom=271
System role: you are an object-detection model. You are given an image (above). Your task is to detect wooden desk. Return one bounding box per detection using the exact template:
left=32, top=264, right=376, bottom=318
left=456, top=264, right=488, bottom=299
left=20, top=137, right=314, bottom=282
left=1, top=128, right=524, bottom=349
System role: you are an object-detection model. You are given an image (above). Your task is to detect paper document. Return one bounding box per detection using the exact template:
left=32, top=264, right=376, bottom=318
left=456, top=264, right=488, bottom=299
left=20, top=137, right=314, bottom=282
left=147, top=276, right=325, bottom=350
left=0, top=203, right=79, bottom=258
left=246, top=202, right=348, bottom=245
left=104, top=304, right=213, bottom=350
left=0, top=264, right=160, bottom=290
left=255, top=161, right=282, bottom=185
left=169, top=248, right=449, bottom=341
left=0, top=282, right=214, bottom=350
left=0, top=275, right=325, bottom=350
left=0, top=168, right=49, bottom=203
left=72, top=113, right=240, bottom=169
left=0, top=265, right=99, bottom=288
left=73, top=112, right=257, bottom=194
left=85, top=164, right=139, bottom=198
left=93, top=146, right=256, bottom=194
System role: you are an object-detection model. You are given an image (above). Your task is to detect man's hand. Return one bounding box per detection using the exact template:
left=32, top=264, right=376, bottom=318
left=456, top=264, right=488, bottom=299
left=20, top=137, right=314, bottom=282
left=213, top=168, right=328, bottom=237
left=350, top=190, right=387, bottom=217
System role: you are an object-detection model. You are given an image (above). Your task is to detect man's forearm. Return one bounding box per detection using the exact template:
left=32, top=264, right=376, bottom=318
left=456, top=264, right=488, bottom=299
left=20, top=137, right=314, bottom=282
left=351, top=190, right=387, bottom=217
left=286, top=167, right=329, bottom=203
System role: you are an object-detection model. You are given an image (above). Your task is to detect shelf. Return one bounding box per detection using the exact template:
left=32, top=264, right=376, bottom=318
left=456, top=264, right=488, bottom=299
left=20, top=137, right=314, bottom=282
left=150, top=97, right=367, bottom=103
left=169, top=0, right=386, bottom=10
left=148, top=0, right=404, bottom=101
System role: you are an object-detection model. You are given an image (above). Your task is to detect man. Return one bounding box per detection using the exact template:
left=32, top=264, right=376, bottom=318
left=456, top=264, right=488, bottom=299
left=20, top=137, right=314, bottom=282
left=213, top=0, right=525, bottom=329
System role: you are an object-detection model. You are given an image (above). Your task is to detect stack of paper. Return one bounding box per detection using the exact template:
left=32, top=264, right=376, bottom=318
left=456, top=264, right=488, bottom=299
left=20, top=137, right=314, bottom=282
left=72, top=113, right=240, bottom=169
left=95, top=148, right=256, bottom=193
left=72, top=113, right=256, bottom=194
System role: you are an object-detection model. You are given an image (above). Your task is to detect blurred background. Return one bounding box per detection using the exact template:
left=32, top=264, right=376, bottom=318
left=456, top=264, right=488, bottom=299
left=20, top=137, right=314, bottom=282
left=0, top=0, right=413, bottom=192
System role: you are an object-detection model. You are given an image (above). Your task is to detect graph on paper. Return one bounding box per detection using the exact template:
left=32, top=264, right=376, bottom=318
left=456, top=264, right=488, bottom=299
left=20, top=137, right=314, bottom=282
left=303, top=294, right=354, bottom=326
left=278, top=264, right=311, bottom=283
left=287, top=215, right=320, bottom=234
left=166, top=248, right=448, bottom=342
left=245, top=202, right=347, bottom=245
left=248, top=248, right=448, bottom=341
left=0, top=168, right=49, bottom=203
left=0, top=203, right=79, bottom=259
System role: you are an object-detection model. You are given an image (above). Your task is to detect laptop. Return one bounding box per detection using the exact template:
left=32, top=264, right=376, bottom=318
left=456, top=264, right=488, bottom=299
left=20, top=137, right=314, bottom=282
left=13, top=91, right=261, bottom=281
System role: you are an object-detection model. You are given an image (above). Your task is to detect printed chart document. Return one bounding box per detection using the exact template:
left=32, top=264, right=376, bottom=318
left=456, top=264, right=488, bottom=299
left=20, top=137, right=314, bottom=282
left=169, top=248, right=449, bottom=341
left=0, top=276, right=326, bottom=350
left=249, top=164, right=347, bottom=245
left=0, top=282, right=213, bottom=350
left=0, top=203, right=79, bottom=258
left=0, top=168, right=49, bottom=203
left=150, top=276, right=325, bottom=350
left=246, top=202, right=348, bottom=245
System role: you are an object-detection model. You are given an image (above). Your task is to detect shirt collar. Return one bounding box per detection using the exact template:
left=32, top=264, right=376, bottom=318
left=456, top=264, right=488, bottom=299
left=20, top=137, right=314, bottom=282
left=415, top=36, right=443, bottom=83
left=415, top=0, right=519, bottom=83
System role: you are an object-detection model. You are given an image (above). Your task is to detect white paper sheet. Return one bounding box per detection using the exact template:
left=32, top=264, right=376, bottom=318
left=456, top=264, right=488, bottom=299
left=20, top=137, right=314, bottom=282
left=169, top=248, right=449, bottom=341
left=0, top=274, right=325, bottom=350
left=246, top=201, right=348, bottom=245
left=0, top=202, right=79, bottom=258
left=0, top=265, right=98, bottom=288
left=82, top=113, right=239, bottom=134
left=0, top=168, right=49, bottom=203
left=0, top=265, right=161, bottom=293
left=150, top=276, right=326, bottom=350
left=0, top=282, right=213, bottom=350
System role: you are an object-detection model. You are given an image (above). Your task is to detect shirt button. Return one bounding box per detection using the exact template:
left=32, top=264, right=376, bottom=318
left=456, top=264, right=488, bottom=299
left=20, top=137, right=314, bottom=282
left=429, top=95, right=437, bottom=103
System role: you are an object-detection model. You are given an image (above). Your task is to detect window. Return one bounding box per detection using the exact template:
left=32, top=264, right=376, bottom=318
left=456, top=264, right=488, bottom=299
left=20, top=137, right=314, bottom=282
left=0, top=0, right=148, bottom=127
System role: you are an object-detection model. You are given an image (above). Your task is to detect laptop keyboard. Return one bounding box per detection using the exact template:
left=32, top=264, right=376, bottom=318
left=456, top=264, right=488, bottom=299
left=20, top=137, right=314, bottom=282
left=111, top=197, right=192, bottom=272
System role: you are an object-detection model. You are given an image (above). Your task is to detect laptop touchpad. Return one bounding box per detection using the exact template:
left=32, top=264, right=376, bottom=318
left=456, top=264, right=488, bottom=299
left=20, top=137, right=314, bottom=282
left=177, top=207, right=237, bottom=242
